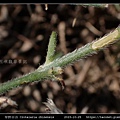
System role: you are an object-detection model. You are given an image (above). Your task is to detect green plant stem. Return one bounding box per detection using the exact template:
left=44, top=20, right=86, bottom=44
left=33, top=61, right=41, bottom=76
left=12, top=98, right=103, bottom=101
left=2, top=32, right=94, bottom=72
left=0, top=69, right=50, bottom=95
left=71, top=4, right=109, bottom=8
left=0, top=26, right=120, bottom=95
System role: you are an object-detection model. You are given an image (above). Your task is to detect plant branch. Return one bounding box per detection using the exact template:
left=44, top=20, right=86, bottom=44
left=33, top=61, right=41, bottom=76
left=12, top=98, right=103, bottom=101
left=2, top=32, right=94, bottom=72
left=0, top=25, right=120, bottom=95
left=71, top=4, right=109, bottom=8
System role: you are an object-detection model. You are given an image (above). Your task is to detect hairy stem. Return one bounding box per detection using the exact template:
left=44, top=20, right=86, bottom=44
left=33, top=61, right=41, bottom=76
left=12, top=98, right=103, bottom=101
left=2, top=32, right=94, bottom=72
left=0, top=26, right=120, bottom=95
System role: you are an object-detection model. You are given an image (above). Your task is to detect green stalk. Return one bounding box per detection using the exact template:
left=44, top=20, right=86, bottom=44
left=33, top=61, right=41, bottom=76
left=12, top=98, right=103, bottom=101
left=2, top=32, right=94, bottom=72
left=81, top=4, right=109, bottom=8
left=71, top=4, right=109, bottom=8
left=0, top=69, right=51, bottom=95
left=0, top=26, right=120, bottom=95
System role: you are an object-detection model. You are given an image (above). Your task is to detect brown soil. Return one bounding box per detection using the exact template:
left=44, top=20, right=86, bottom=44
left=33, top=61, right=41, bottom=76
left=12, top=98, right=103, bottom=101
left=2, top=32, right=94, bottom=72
left=0, top=4, right=120, bottom=113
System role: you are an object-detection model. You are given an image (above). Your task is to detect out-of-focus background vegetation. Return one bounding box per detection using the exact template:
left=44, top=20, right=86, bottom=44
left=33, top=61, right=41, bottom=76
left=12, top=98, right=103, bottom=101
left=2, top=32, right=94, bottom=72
left=0, top=4, right=120, bottom=113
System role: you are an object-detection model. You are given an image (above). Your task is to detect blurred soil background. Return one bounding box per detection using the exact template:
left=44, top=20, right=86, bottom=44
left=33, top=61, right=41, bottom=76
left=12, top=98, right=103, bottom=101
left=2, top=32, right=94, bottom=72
left=0, top=4, right=120, bottom=113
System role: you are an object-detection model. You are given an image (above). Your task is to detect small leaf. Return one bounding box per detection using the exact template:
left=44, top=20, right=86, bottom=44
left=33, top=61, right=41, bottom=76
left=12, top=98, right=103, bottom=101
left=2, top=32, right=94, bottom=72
left=45, top=31, right=57, bottom=64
